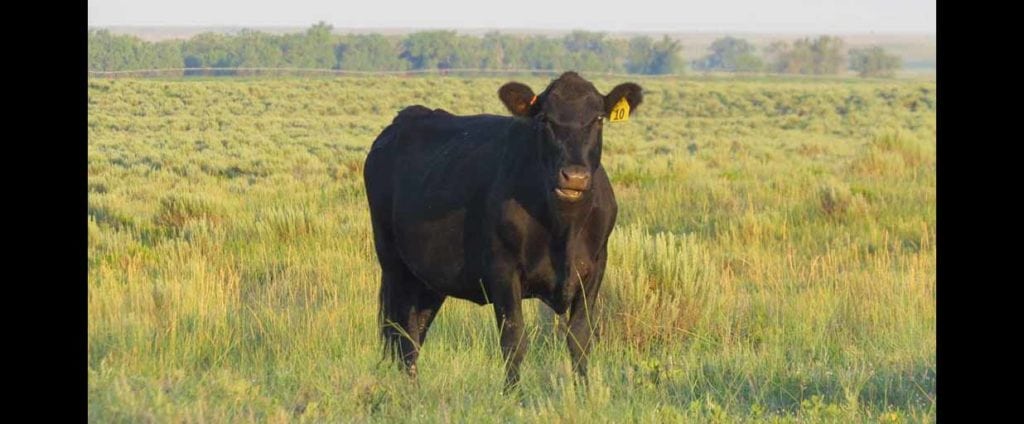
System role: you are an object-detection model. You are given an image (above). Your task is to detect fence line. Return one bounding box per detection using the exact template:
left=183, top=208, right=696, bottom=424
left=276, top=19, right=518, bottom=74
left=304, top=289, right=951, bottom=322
left=86, top=67, right=687, bottom=79
left=85, top=67, right=882, bottom=80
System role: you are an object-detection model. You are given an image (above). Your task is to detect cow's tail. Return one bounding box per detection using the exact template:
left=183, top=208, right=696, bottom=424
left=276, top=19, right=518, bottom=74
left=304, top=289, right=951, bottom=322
left=378, top=269, right=400, bottom=362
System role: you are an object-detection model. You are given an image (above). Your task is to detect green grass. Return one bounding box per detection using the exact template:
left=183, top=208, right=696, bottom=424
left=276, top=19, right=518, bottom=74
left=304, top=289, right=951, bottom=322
left=88, top=75, right=935, bottom=422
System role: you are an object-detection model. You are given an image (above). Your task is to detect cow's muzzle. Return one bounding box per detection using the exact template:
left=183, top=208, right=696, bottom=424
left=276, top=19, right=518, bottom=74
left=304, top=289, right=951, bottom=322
left=555, top=167, right=591, bottom=202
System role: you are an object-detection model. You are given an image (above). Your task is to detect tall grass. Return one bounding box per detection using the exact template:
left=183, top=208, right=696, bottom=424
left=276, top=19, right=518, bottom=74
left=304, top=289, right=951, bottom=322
left=89, top=75, right=935, bottom=422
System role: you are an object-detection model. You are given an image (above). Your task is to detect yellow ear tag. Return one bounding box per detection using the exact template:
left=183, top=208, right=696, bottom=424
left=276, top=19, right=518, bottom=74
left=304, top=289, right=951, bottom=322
left=609, top=97, right=630, bottom=122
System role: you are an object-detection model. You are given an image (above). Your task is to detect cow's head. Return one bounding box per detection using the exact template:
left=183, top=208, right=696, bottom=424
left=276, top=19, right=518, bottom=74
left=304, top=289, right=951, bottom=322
left=499, top=72, right=642, bottom=203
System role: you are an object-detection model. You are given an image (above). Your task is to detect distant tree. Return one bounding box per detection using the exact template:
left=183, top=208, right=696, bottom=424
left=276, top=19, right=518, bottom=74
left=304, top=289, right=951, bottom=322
left=88, top=29, right=183, bottom=72
left=767, top=39, right=811, bottom=74
left=183, top=32, right=238, bottom=75
left=562, top=31, right=623, bottom=73
left=233, top=29, right=284, bottom=69
left=849, top=46, right=902, bottom=77
left=279, top=22, right=337, bottom=69
left=454, top=36, right=487, bottom=70
left=401, top=31, right=461, bottom=70
left=696, top=36, right=763, bottom=72
left=519, top=35, right=563, bottom=70
left=152, top=41, right=185, bottom=67
left=336, top=34, right=409, bottom=71
left=479, top=32, right=524, bottom=69
left=764, top=41, right=790, bottom=73
left=88, top=30, right=118, bottom=70
left=650, top=36, right=684, bottom=74
left=625, top=35, right=682, bottom=75
left=810, top=35, right=845, bottom=74
left=767, top=36, right=846, bottom=75
left=625, top=36, right=654, bottom=74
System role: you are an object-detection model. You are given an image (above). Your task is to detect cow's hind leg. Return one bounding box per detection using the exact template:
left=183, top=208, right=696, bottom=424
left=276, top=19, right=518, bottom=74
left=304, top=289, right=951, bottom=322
left=375, top=235, right=445, bottom=377
left=406, top=289, right=445, bottom=376
left=414, top=290, right=445, bottom=348
left=382, top=278, right=445, bottom=376
left=378, top=262, right=418, bottom=374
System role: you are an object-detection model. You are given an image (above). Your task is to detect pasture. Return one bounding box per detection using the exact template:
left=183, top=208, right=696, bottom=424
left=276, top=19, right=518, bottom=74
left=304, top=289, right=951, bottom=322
left=88, top=75, right=935, bottom=422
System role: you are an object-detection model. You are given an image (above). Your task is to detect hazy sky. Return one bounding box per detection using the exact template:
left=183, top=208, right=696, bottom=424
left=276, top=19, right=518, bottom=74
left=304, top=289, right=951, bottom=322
left=88, top=0, right=935, bottom=33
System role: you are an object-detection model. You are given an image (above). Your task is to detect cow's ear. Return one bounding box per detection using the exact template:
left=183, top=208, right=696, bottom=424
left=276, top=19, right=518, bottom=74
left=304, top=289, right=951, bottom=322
left=604, top=83, right=644, bottom=118
left=498, top=82, right=537, bottom=117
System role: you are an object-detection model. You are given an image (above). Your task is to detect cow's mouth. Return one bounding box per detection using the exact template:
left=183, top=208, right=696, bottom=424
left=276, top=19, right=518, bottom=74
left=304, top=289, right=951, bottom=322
left=554, top=187, right=584, bottom=201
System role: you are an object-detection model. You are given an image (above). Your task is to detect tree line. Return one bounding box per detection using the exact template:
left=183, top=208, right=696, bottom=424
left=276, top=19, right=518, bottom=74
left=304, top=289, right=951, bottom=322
left=88, top=23, right=901, bottom=77
left=693, top=36, right=902, bottom=77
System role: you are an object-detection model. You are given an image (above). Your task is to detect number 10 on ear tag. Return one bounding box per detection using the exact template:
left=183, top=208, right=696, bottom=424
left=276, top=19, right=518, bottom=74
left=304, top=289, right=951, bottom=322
left=609, top=97, right=630, bottom=122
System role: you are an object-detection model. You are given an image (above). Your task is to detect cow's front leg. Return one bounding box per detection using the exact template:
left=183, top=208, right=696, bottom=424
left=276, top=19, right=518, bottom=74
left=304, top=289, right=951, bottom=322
left=566, top=251, right=606, bottom=384
left=566, top=295, right=596, bottom=383
left=491, top=274, right=528, bottom=393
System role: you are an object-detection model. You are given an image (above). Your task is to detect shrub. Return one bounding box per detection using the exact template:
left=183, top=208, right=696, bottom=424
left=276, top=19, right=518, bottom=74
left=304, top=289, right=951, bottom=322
left=154, top=193, right=224, bottom=230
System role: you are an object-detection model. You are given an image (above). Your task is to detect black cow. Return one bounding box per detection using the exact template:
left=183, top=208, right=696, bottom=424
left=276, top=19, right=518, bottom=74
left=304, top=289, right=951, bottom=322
left=363, top=72, right=642, bottom=390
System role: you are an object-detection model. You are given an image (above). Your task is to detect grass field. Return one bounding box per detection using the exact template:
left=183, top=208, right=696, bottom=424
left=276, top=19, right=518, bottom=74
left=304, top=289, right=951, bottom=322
left=88, top=74, right=935, bottom=422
